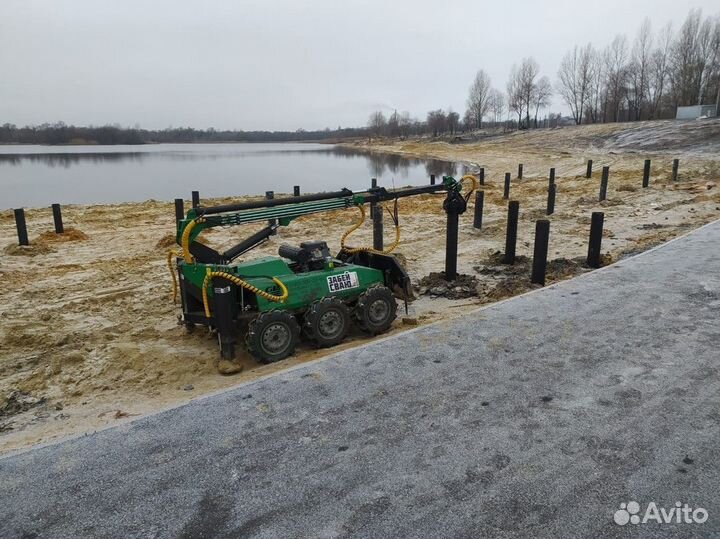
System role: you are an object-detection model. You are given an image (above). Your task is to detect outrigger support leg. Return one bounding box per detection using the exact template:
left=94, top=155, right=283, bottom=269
left=212, top=277, right=237, bottom=360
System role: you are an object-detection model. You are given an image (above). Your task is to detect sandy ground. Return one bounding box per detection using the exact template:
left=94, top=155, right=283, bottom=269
left=1, top=119, right=719, bottom=454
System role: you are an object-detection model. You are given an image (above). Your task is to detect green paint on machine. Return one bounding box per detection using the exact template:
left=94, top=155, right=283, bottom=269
left=172, top=177, right=465, bottom=363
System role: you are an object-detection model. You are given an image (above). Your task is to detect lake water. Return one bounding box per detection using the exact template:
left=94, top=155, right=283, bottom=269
left=0, top=143, right=461, bottom=209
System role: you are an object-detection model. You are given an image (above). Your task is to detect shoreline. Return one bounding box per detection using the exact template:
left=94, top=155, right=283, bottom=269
left=0, top=138, right=355, bottom=147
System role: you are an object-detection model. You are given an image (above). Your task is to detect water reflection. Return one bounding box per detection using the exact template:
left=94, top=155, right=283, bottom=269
left=324, top=147, right=458, bottom=180
left=0, top=145, right=461, bottom=179
left=0, top=152, right=146, bottom=168
left=1, top=143, right=474, bottom=207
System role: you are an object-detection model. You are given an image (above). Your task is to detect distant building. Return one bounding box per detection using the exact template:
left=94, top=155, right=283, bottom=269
left=676, top=104, right=717, bottom=119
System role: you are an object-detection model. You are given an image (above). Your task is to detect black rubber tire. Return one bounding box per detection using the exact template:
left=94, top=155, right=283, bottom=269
left=303, top=297, right=351, bottom=348
left=354, top=285, right=397, bottom=335
left=245, top=310, right=300, bottom=364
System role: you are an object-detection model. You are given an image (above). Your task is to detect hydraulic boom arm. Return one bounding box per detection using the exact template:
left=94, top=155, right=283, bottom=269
left=176, top=176, right=466, bottom=264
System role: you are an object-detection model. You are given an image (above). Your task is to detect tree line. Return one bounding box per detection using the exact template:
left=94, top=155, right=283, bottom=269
left=367, top=8, right=719, bottom=136
left=558, top=9, right=719, bottom=124
left=0, top=123, right=368, bottom=145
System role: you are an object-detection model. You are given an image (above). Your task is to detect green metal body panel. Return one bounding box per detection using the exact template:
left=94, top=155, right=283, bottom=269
left=180, top=257, right=385, bottom=313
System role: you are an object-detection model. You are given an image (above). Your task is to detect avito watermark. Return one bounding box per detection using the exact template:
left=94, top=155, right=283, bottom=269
left=614, top=501, right=708, bottom=525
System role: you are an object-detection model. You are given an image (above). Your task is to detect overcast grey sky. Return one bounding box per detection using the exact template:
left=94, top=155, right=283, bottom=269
left=0, top=0, right=717, bottom=131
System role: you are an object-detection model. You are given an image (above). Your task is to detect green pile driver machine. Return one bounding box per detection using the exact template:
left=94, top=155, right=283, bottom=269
left=169, top=176, right=475, bottom=363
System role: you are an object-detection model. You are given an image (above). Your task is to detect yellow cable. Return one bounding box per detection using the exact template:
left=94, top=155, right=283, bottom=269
left=202, top=268, right=212, bottom=318
left=340, top=204, right=401, bottom=255
left=341, top=176, right=476, bottom=255
left=202, top=270, right=288, bottom=318
left=181, top=217, right=205, bottom=263
left=167, top=250, right=180, bottom=304
left=339, top=203, right=367, bottom=250
left=460, top=174, right=479, bottom=197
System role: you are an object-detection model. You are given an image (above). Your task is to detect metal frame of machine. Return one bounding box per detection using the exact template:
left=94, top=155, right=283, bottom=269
left=169, top=176, right=474, bottom=363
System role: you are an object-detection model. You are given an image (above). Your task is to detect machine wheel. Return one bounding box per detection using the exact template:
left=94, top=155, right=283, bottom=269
left=303, top=297, right=351, bottom=348
left=354, top=285, right=397, bottom=335
left=246, top=310, right=300, bottom=364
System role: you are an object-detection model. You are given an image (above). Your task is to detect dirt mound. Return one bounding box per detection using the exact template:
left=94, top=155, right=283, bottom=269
left=36, top=227, right=88, bottom=243
left=475, top=251, right=532, bottom=279
left=3, top=243, right=56, bottom=256
left=599, top=199, right=624, bottom=207
left=416, top=272, right=479, bottom=299
left=155, top=233, right=177, bottom=249
left=482, top=278, right=536, bottom=302
left=546, top=258, right=584, bottom=280
left=575, top=196, right=596, bottom=205
left=483, top=249, right=530, bottom=266
left=36, top=228, right=89, bottom=243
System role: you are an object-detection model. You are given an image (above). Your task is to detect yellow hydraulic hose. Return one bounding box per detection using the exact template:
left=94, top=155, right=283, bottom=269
left=339, top=203, right=366, bottom=248
left=167, top=250, right=180, bottom=304
left=460, top=174, right=479, bottom=197
left=201, top=269, right=289, bottom=318
left=340, top=203, right=401, bottom=255
left=341, top=176, right=477, bottom=255
left=181, top=217, right=206, bottom=263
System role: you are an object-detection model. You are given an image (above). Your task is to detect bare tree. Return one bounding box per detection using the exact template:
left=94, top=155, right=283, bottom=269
left=531, top=76, right=553, bottom=127
left=547, top=112, right=563, bottom=128
left=447, top=110, right=460, bottom=134
left=368, top=111, right=387, bottom=138
left=557, top=43, right=595, bottom=124
left=462, top=110, right=474, bottom=131
left=588, top=47, right=606, bottom=123
left=697, top=14, right=720, bottom=105
left=488, top=88, right=505, bottom=125
left=398, top=111, right=413, bottom=139
left=628, top=19, right=653, bottom=120
left=666, top=11, right=720, bottom=108
left=605, top=35, right=629, bottom=121
left=467, top=70, right=492, bottom=128
left=518, top=57, right=540, bottom=127
left=387, top=110, right=400, bottom=138
left=713, top=17, right=720, bottom=110
left=670, top=9, right=703, bottom=106
left=506, top=65, right=524, bottom=127
left=426, top=109, right=447, bottom=137
left=648, top=22, right=673, bottom=119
